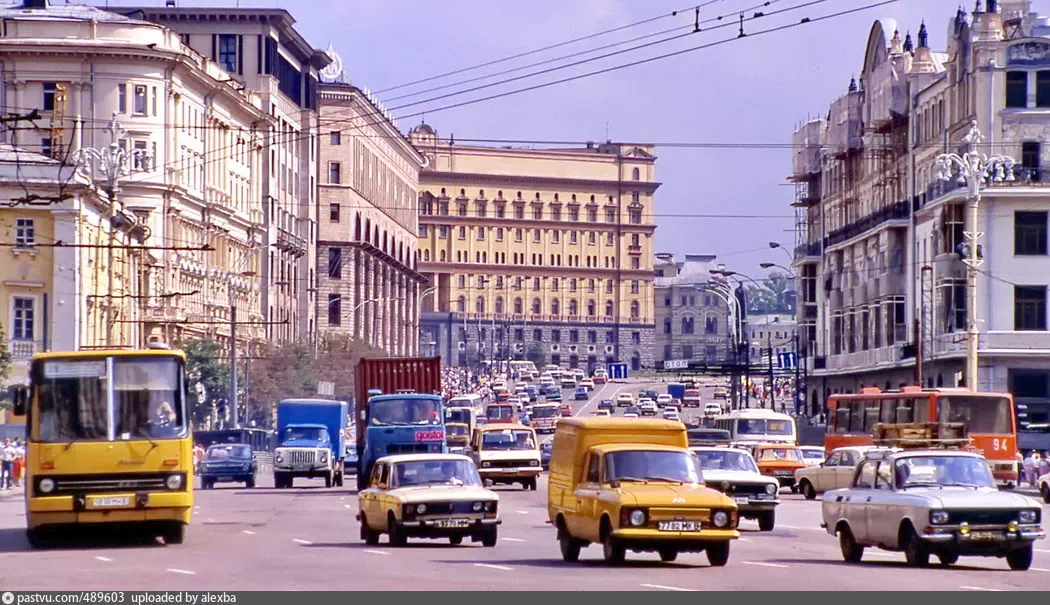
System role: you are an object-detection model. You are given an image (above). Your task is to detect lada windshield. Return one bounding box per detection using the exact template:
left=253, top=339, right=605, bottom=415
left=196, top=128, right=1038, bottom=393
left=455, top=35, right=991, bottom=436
left=738, top=419, right=793, bottom=436
left=206, top=444, right=251, bottom=460
left=758, top=448, right=803, bottom=462
left=695, top=450, right=758, bottom=473
left=446, top=425, right=468, bottom=437
left=801, top=449, right=825, bottom=461
left=391, top=459, right=482, bottom=487
left=938, top=396, right=1012, bottom=433
left=283, top=426, right=330, bottom=442
left=481, top=429, right=536, bottom=450
left=371, top=398, right=441, bottom=425
left=604, top=450, right=703, bottom=484
left=486, top=406, right=514, bottom=421
left=894, top=455, right=996, bottom=489
left=532, top=406, right=558, bottom=418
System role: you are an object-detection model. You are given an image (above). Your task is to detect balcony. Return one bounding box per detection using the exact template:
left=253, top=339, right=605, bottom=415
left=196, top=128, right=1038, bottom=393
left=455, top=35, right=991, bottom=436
left=275, top=228, right=307, bottom=257
left=794, top=241, right=821, bottom=261
left=6, top=339, right=38, bottom=360
left=931, top=331, right=1050, bottom=357
left=628, top=244, right=642, bottom=255
left=824, top=200, right=910, bottom=249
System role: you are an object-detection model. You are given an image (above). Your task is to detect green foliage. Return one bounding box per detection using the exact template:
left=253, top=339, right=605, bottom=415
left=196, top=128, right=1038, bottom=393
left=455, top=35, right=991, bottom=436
left=745, top=271, right=795, bottom=316
left=525, top=342, right=547, bottom=367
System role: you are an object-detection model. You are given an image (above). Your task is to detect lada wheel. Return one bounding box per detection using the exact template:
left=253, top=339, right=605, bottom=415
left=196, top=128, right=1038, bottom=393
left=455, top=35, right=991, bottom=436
left=1006, top=544, right=1034, bottom=571
left=601, top=533, right=625, bottom=564
left=449, top=535, right=464, bottom=546
left=558, top=528, right=581, bottom=562
left=801, top=481, right=817, bottom=501
left=758, top=512, right=775, bottom=532
left=388, top=515, right=408, bottom=547
left=937, top=552, right=959, bottom=566
left=838, top=527, right=864, bottom=563
left=481, top=527, right=498, bottom=547
left=706, top=541, right=730, bottom=567
left=1041, top=484, right=1050, bottom=504
left=903, top=530, right=930, bottom=567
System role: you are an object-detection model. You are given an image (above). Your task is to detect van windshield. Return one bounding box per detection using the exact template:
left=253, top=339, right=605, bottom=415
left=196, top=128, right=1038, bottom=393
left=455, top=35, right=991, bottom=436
left=604, top=450, right=702, bottom=484
left=481, top=429, right=535, bottom=450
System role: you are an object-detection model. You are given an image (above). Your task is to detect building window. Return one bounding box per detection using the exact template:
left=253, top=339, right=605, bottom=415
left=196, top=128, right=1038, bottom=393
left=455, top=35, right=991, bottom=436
left=496, top=205, right=505, bottom=218
left=515, top=228, right=523, bottom=242
left=630, top=302, right=640, bottom=320
left=439, top=226, right=448, bottom=239
left=552, top=230, right=560, bottom=243
left=328, top=248, right=342, bottom=279
left=133, top=85, right=147, bottom=115
left=496, top=227, right=504, bottom=241
left=552, top=330, right=561, bottom=343
left=533, top=230, right=541, bottom=243
left=629, top=208, right=642, bottom=224
left=632, top=167, right=640, bottom=180
left=132, top=140, right=149, bottom=171
left=458, top=226, right=466, bottom=239
left=456, top=296, right=465, bottom=312
left=1022, top=141, right=1041, bottom=180
left=152, top=87, right=158, bottom=116
left=570, top=330, right=579, bottom=344
left=1007, top=71, right=1028, bottom=108
left=40, top=138, right=51, bottom=158
left=42, top=82, right=56, bottom=111
left=570, top=231, right=578, bottom=244
left=605, top=301, right=614, bottom=317
left=329, top=203, right=340, bottom=222
left=664, top=344, right=672, bottom=359
left=515, top=329, right=524, bottom=341
left=514, top=206, right=524, bottom=219
left=631, top=331, right=640, bottom=344
left=533, top=328, right=542, bottom=341
left=663, top=319, right=671, bottom=333
left=569, top=208, right=579, bottom=222
left=588, top=209, right=597, bottom=222
left=477, top=227, right=486, bottom=241
left=1038, top=71, right=1050, bottom=108
left=1016, top=211, right=1047, bottom=255
left=12, top=297, right=34, bottom=340
left=329, top=162, right=341, bottom=184
left=631, top=280, right=640, bottom=294
left=419, top=224, right=428, bottom=238
left=605, top=209, right=615, bottom=223
left=476, top=297, right=485, bottom=313
left=514, top=298, right=523, bottom=314
left=682, top=345, right=693, bottom=360
left=1016, top=285, right=1047, bottom=330
left=118, top=84, right=127, bottom=114
left=218, top=34, right=238, bottom=72
left=328, top=294, right=342, bottom=326
left=552, top=207, right=561, bottom=221
left=631, top=257, right=640, bottom=270
left=682, top=317, right=695, bottom=334
left=330, top=131, right=341, bottom=145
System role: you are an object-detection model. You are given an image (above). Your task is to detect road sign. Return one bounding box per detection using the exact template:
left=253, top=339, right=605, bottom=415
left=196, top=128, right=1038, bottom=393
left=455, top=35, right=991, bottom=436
left=663, top=359, right=689, bottom=370
left=607, top=363, right=629, bottom=380
left=317, top=381, right=335, bottom=396
left=777, top=352, right=797, bottom=369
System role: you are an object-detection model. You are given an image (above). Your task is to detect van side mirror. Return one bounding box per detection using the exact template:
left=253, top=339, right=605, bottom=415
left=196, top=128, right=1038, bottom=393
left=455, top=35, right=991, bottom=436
left=8, top=385, right=28, bottom=416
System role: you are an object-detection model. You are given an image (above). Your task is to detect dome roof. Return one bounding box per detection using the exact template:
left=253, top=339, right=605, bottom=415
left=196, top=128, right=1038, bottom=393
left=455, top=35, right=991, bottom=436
left=411, top=123, right=436, bottom=136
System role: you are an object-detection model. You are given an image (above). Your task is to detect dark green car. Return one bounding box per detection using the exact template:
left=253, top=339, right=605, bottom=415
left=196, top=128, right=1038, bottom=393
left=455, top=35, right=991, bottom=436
left=198, top=444, right=256, bottom=489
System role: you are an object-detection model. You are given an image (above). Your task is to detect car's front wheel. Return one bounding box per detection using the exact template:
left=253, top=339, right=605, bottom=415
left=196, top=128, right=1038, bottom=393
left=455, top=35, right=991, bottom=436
left=903, top=528, right=930, bottom=567
left=1041, top=483, right=1050, bottom=504
left=757, top=511, right=775, bottom=532
left=706, top=541, right=730, bottom=567
left=1007, top=544, right=1034, bottom=571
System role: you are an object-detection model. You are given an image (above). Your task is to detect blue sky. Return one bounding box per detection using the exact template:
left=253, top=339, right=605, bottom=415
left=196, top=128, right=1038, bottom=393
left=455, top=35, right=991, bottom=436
left=105, top=0, right=1021, bottom=276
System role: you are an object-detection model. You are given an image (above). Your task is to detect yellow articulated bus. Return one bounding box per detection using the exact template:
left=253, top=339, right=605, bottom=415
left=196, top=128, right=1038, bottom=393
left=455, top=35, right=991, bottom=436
left=8, top=347, right=194, bottom=547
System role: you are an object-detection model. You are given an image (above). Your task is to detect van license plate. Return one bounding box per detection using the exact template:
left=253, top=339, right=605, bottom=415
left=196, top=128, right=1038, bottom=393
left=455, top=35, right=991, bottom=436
left=658, top=521, right=701, bottom=532
left=433, top=519, right=471, bottom=528
left=90, top=496, right=131, bottom=508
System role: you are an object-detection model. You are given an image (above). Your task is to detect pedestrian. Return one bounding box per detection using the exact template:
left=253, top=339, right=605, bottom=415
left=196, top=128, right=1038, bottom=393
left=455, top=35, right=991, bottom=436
left=12, top=440, right=24, bottom=488
left=1040, top=452, right=1050, bottom=483
left=0, top=439, right=14, bottom=489
left=1023, top=451, right=1036, bottom=487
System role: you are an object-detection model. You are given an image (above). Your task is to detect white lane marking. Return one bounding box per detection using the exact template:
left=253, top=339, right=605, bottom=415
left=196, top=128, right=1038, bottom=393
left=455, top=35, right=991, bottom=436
left=1036, top=548, right=1050, bottom=553
left=339, top=497, right=345, bottom=501
left=573, top=380, right=620, bottom=417
left=737, top=537, right=751, bottom=542
left=960, top=586, right=1003, bottom=592
left=865, top=552, right=895, bottom=557
left=474, top=563, right=513, bottom=571
left=516, top=510, right=529, bottom=515
left=502, top=537, right=525, bottom=542
left=640, top=584, right=696, bottom=592
left=741, top=561, right=790, bottom=569
left=344, top=504, right=353, bottom=509
left=94, top=556, right=112, bottom=562
left=293, top=538, right=312, bottom=545
left=166, top=568, right=196, bottom=575
left=1031, top=567, right=1050, bottom=572
left=241, top=530, right=255, bottom=535
left=363, top=549, right=390, bottom=555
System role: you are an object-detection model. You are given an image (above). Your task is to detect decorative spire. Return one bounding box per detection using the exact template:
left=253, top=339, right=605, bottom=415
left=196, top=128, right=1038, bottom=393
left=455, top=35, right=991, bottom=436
left=918, top=20, right=929, bottom=48
left=848, top=77, right=857, bottom=93
left=903, top=31, right=914, bottom=52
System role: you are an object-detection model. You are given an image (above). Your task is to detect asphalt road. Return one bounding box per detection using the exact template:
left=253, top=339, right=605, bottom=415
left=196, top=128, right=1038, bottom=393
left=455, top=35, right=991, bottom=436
left=2, top=380, right=1049, bottom=591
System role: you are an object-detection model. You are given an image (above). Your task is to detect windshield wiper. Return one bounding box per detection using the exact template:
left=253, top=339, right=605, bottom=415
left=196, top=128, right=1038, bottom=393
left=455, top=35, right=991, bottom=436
left=612, top=476, right=647, bottom=483
left=941, top=482, right=981, bottom=489
left=902, top=482, right=943, bottom=489
left=644, top=476, right=684, bottom=484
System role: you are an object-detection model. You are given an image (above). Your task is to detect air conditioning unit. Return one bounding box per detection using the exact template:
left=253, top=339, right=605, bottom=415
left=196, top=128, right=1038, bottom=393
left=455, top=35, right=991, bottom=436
left=551, top=344, right=560, bottom=353
left=515, top=343, right=524, bottom=353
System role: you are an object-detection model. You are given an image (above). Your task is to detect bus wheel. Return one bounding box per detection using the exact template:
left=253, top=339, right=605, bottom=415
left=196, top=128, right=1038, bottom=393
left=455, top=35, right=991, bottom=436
left=163, top=523, right=186, bottom=545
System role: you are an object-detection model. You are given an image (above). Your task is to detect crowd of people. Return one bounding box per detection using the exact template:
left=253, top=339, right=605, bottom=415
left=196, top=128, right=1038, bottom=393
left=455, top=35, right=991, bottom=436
left=1, top=439, right=26, bottom=489
left=1021, top=450, right=1050, bottom=487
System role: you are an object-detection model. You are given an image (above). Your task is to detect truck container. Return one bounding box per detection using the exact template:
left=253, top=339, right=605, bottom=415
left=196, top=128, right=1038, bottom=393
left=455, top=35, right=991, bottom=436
left=667, top=383, right=686, bottom=401
left=353, top=357, right=444, bottom=489
left=273, top=399, right=348, bottom=488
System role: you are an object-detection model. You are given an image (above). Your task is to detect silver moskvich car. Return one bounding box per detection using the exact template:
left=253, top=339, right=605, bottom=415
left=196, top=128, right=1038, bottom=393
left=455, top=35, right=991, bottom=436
left=693, top=446, right=780, bottom=531
left=822, top=448, right=1045, bottom=570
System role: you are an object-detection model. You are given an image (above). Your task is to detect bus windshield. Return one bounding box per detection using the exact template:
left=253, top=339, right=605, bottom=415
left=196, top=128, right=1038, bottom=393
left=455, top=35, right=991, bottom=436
left=35, top=356, right=186, bottom=442
left=371, top=398, right=441, bottom=426
left=532, top=406, right=558, bottom=418
left=737, top=418, right=793, bottom=436
left=938, top=396, right=1012, bottom=434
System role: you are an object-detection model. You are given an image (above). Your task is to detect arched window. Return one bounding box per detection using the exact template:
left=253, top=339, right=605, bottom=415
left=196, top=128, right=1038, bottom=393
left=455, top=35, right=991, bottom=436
left=632, top=167, right=640, bottom=180
left=551, top=298, right=560, bottom=315
left=681, top=317, right=694, bottom=334
left=569, top=299, right=578, bottom=316
left=514, top=297, right=523, bottom=314
left=423, top=249, right=431, bottom=261
left=365, top=218, right=371, bottom=242
left=630, top=301, right=640, bottom=319
left=456, top=296, right=465, bottom=312
left=587, top=300, right=596, bottom=316
left=605, top=301, right=614, bottom=317
left=354, top=213, right=361, bottom=240
left=495, top=296, right=504, bottom=314
left=476, top=296, right=485, bottom=313
left=440, top=250, right=447, bottom=262
left=532, top=298, right=542, bottom=314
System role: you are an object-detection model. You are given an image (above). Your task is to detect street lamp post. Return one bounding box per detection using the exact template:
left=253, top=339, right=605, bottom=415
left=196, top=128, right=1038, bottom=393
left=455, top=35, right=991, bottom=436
left=713, top=269, right=776, bottom=408
left=761, top=262, right=802, bottom=415
left=935, top=121, right=1015, bottom=391
left=696, top=282, right=743, bottom=408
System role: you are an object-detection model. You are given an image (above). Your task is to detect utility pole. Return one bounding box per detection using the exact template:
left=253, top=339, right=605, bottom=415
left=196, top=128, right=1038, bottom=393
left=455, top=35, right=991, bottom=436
left=767, top=332, right=775, bottom=410
left=230, top=285, right=238, bottom=429
left=793, top=330, right=801, bottom=415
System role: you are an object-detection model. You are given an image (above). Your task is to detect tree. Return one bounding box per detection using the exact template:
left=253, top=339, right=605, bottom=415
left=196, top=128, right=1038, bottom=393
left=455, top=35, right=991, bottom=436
left=179, top=338, right=231, bottom=427
left=0, top=323, right=12, bottom=409
left=745, top=271, right=794, bottom=316
left=525, top=342, right=547, bottom=368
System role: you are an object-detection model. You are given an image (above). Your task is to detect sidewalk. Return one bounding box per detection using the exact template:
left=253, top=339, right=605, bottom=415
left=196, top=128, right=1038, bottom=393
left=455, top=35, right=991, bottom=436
left=0, top=485, right=25, bottom=501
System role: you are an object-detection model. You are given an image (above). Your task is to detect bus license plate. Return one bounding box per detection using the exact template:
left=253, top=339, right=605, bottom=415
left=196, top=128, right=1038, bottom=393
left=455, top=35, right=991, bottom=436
left=415, top=430, right=444, bottom=442
left=658, top=521, right=701, bottom=532
left=90, top=496, right=131, bottom=509
left=433, top=518, right=470, bottom=528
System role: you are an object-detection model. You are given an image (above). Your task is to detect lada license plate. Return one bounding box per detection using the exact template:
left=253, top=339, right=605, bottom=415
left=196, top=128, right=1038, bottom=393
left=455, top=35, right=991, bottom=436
left=89, top=496, right=131, bottom=509
left=969, top=531, right=1002, bottom=542
left=658, top=521, right=701, bottom=532
left=735, top=497, right=750, bottom=504
left=433, top=518, right=471, bottom=528
left=774, top=471, right=792, bottom=477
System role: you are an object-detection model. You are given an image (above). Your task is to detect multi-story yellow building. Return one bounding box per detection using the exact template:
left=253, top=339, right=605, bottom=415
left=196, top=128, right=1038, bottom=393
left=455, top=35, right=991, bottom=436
left=411, top=125, right=658, bottom=371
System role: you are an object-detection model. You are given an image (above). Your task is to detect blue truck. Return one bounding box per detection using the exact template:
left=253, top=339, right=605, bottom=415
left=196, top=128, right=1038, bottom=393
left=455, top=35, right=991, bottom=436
left=354, top=357, right=445, bottom=490
left=667, top=383, right=687, bottom=402
left=273, top=399, right=348, bottom=489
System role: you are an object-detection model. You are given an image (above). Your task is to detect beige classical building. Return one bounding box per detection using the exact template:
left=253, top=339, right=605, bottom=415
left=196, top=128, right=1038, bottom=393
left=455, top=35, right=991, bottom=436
left=116, top=4, right=330, bottom=343
left=410, top=125, right=658, bottom=370
left=791, top=1, right=1050, bottom=446
left=654, top=254, right=733, bottom=365
left=315, top=59, right=428, bottom=355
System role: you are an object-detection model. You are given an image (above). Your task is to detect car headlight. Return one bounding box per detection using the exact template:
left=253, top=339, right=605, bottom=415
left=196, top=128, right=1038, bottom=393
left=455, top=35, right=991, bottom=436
left=473, top=502, right=484, bottom=512
left=166, top=474, right=184, bottom=490
left=1019, top=510, right=1038, bottom=524
left=416, top=504, right=427, bottom=515
left=765, top=483, right=777, bottom=495
left=529, top=459, right=539, bottom=466
left=275, top=453, right=283, bottom=463
left=484, top=501, right=496, bottom=512
left=930, top=510, right=950, bottom=525
left=38, top=478, right=55, bottom=494
left=319, top=452, right=328, bottom=463
left=482, top=461, right=491, bottom=468
left=629, top=509, right=647, bottom=527
left=712, top=511, right=729, bottom=528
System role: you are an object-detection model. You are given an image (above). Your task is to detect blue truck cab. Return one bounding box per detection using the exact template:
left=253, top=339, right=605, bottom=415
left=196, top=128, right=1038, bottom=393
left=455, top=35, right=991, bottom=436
left=356, top=393, right=447, bottom=490
left=273, top=399, right=348, bottom=489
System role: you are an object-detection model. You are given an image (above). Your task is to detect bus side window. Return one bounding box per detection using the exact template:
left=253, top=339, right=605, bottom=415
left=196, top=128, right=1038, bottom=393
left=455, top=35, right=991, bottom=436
left=865, top=400, right=880, bottom=431
left=896, top=399, right=914, bottom=423
left=835, top=405, right=850, bottom=434
left=849, top=400, right=865, bottom=432
left=914, top=397, right=931, bottom=424
left=879, top=400, right=896, bottom=424
left=826, top=403, right=837, bottom=434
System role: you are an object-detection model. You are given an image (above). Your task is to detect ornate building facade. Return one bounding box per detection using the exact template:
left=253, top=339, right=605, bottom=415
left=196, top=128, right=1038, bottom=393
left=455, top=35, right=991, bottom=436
left=653, top=254, right=733, bottom=365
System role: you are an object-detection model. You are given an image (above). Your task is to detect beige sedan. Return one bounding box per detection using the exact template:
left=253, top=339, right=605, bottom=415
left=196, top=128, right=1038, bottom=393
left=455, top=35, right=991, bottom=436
left=796, top=446, right=883, bottom=500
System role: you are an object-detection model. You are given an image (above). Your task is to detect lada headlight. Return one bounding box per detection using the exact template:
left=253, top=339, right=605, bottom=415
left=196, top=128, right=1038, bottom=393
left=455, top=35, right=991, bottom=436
left=473, top=502, right=484, bottom=512
left=712, top=511, right=729, bottom=528
left=416, top=504, right=427, bottom=515
left=38, top=478, right=55, bottom=494
left=629, top=509, right=647, bottom=527
left=1019, top=510, right=1039, bottom=524
left=482, top=461, right=491, bottom=468
left=166, top=474, right=184, bottom=490
left=485, top=501, right=497, bottom=513
left=765, top=483, right=777, bottom=495
left=930, top=510, right=950, bottom=525
left=529, top=459, right=539, bottom=466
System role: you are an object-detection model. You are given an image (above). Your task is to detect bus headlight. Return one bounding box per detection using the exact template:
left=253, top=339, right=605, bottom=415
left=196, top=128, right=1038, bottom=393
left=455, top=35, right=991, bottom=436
left=38, top=478, right=55, bottom=494
left=712, top=511, right=729, bottom=528
left=166, top=474, right=184, bottom=490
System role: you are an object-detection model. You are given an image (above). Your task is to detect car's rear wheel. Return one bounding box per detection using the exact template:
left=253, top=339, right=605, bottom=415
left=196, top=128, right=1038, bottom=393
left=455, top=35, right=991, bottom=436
left=1041, top=483, right=1050, bottom=504
left=1007, top=544, right=1034, bottom=571
left=838, top=527, right=864, bottom=563
left=558, top=527, right=581, bottom=562
left=801, top=480, right=817, bottom=501
left=360, top=515, right=380, bottom=545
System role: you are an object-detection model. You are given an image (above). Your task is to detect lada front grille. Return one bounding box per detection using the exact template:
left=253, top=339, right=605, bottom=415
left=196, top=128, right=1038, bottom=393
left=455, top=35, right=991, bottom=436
left=289, top=450, right=315, bottom=465
left=715, top=483, right=767, bottom=496
left=648, top=507, right=711, bottom=523
left=416, top=501, right=478, bottom=515
left=947, top=509, right=1022, bottom=525
left=486, top=459, right=528, bottom=468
